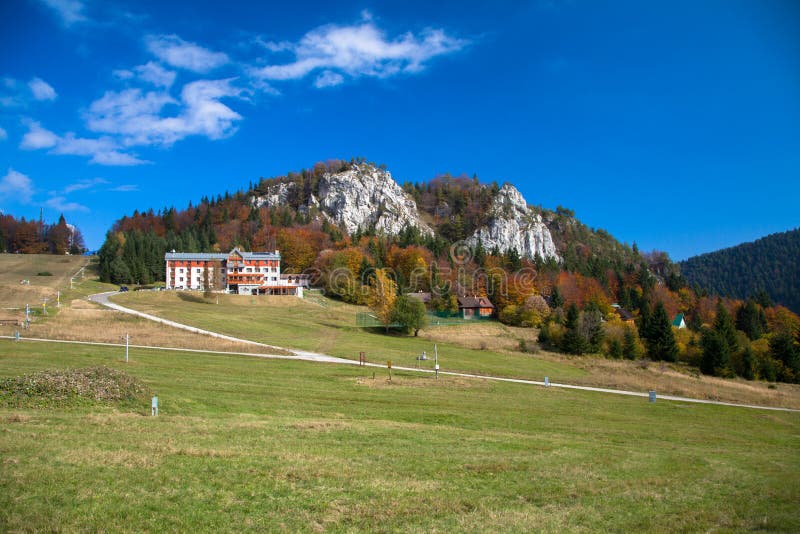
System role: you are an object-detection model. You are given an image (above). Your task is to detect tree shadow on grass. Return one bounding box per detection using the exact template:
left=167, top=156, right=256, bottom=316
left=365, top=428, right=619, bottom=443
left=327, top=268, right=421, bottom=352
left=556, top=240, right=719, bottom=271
left=177, top=292, right=210, bottom=304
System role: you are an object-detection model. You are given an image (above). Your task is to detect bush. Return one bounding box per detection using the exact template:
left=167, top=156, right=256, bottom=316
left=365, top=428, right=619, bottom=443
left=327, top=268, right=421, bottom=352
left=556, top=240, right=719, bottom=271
left=36, top=271, right=52, bottom=276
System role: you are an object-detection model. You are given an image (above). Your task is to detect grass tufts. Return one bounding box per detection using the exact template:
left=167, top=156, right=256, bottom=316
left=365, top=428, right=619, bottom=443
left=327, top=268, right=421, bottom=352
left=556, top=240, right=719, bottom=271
left=0, top=366, right=150, bottom=408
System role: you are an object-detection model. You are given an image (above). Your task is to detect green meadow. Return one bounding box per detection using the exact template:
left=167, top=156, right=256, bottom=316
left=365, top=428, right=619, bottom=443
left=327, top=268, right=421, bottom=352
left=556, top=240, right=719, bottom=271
left=113, top=291, right=585, bottom=382
left=1, top=339, right=798, bottom=532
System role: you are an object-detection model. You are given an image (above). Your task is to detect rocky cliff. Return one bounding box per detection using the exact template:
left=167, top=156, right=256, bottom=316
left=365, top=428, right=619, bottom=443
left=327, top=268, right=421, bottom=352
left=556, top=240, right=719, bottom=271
left=251, top=163, right=432, bottom=236
left=466, top=184, right=560, bottom=261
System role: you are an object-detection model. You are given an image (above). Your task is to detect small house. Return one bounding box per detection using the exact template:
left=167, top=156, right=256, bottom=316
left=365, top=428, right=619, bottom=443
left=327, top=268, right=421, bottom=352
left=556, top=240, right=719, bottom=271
left=457, top=295, right=495, bottom=319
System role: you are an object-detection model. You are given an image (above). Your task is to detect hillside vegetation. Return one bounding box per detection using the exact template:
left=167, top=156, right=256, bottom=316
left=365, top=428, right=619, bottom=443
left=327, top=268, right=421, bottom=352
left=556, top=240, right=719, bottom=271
left=680, top=228, right=800, bottom=313
left=95, top=159, right=800, bottom=385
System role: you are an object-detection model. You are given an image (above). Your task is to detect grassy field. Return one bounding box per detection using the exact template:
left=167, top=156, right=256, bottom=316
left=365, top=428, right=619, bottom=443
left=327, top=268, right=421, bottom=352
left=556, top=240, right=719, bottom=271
left=112, top=291, right=800, bottom=409
left=0, top=253, right=89, bottom=310
left=1, top=339, right=798, bottom=531
left=114, top=291, right=585, bottom=381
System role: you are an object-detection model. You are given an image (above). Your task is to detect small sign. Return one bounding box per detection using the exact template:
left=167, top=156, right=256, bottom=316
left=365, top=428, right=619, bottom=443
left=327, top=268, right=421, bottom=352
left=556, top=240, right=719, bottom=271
left=387, top=360, right=392, bottom=369
left=544, top=376, right=549, bottom=387
left=151, top=396, right=159, bottom=416
left=649, top=390, right=656, bottom=403
left=434, top=364, right=439, bottom=371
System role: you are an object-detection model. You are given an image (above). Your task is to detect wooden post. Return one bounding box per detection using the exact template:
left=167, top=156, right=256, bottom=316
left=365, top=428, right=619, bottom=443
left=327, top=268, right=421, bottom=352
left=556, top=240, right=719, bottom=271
left=387, top=360, right=392, bottom=382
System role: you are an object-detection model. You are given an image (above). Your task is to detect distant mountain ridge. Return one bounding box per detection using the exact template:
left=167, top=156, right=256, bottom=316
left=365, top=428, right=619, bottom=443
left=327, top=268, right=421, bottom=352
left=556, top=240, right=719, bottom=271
left=679, top=228, right=800, bottom=313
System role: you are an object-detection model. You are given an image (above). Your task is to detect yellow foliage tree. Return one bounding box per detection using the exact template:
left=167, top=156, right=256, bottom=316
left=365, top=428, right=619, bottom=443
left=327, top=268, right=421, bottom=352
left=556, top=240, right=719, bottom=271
left=367, top=268, right=397, bottom=332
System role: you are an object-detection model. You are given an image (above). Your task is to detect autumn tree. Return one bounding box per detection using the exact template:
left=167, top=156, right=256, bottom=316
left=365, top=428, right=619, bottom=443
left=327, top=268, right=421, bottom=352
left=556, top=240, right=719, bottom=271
left=367, top=268, right=397, bottom=332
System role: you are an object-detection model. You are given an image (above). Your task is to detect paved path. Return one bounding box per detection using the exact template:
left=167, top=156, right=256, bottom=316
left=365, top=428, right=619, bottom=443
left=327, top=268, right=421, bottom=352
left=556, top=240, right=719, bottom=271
left=83, top=291, right=799, bottom=413
left=87, top=291, right=352, bottom=365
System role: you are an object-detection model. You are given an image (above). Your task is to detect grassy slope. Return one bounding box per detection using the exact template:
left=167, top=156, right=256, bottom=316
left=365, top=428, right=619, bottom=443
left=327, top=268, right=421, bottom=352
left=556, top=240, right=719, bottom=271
left=111, top=292, right=800, bottom=409
left=113, top=291, right=585, bottom=381
left=1, top=340, right=798, bottom=531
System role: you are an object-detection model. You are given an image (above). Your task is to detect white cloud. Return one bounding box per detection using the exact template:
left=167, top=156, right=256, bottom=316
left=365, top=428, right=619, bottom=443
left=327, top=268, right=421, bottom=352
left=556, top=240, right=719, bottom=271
left=45, top=195, right=89, bottom=212
left=63, top=177, right=109, bottom=193
left=39, top=0, right=88, bottom=27
left=114, top=62, right=176, bottom=88
left=251, top=19, right=467, bottom=86
left=0, top=126, right=7, bottom=140
left=20, top=121, right=148, bottom=166
left=314, top=70, right=344, bottom=88
left=86, top=79, right=243, bottom=146
left=28, top=78, right=58, bottom=101
left=0, top=169, right=34, bottom=204
left=20, top=120, right=59, bottom=149
left=146, top=34, right=229, bottom=73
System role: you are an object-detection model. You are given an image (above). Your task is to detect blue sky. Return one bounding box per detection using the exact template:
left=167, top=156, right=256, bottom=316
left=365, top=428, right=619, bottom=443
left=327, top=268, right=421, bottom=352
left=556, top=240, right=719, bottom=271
left=1, top=0, right=798, bottom=259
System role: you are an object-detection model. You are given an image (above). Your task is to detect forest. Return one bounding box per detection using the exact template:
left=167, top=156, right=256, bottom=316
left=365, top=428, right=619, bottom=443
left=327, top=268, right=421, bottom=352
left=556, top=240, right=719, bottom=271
left=680, top=228, right=800, bottom=314
left=0, top=213, right=86, bottom=255
left=95, top=159, right=800, bottom=384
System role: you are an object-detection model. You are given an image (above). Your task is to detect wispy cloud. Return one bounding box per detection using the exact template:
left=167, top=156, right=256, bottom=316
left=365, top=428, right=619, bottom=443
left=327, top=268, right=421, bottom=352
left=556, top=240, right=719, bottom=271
left=63, top=177, right=109, bottom=193
left=0, top=169, right=35, bottom=204
left=45, top=195, right=89, bottom=212
left=0, top=126, right=7, bottom=141
left=86, top=79, right=243, bottom=146
left=114, top=62, right=176, bottom=88
left=39, top=0, right=88, bottom=27
left=1, top=77, right=58, bottom=107
left=20, top=120, right=148, bottom=166
left=109, top=184, right=139, bottom=192
left=28, top=78, right=58, bottom=101
left=146, top=34, right=229, bottom=73
left=250, top=15, right=468, bottom=86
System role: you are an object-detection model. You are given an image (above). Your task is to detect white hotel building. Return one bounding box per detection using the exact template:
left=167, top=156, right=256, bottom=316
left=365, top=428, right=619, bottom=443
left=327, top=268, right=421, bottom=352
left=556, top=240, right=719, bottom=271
left=164, top=248, right=309, bottom=296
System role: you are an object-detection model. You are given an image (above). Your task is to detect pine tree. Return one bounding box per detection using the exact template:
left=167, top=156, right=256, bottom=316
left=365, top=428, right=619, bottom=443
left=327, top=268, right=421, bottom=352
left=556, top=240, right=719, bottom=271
left=735, top=299, right=766, bottom=340
left=561, top=304, right=588, bottom=355
left=622, top=327, right=639, bottom=360
left=700, top=329, right=730, bottom=376
left=714, top=301, right=739, bottom=353
left=550, top=286, right=564, bottom=309
left=645, top=302, right=678, bottom=362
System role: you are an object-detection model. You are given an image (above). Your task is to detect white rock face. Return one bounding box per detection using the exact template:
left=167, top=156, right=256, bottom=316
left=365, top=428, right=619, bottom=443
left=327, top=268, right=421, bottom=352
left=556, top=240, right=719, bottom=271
left=251, top=181, right=295, bottom=208
left=252, top=164, right=432, bottom=236
left=467, top=184, right=560, bottom=261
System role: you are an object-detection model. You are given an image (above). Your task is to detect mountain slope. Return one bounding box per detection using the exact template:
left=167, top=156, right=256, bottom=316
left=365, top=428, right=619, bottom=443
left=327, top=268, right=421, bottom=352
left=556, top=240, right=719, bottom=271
left=679, top=228, right=800, bottom=312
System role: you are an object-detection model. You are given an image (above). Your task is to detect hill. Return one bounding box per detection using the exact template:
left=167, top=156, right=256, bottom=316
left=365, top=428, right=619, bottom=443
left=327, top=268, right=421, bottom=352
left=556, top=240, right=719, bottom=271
left=0, top=253, right=88, bottom=309
left=680, top=228, right=800, bottom=313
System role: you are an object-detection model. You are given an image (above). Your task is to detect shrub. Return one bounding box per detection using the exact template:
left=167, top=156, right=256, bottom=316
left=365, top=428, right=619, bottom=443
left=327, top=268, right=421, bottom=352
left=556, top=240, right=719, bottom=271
left=36, top=271, right=53, bottom=276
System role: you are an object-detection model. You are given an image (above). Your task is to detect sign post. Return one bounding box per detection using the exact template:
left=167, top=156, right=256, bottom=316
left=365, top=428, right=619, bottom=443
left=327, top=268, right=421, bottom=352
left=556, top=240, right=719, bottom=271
left=434, top=344, right=439, bottom=380
left=387, top=360, right=392, bottom=382
left=151, top=396, right=158, bottom=416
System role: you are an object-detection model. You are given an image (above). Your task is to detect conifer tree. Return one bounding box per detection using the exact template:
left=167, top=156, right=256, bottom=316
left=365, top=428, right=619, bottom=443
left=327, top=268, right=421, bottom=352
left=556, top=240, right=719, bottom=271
left=700, top=329, right=730, bottom=376
left=714, top=300, right=739, bottom=354
left=645, top=302, right=678, bottom=362
left=561, top=304, right=588, bottom=355
left=622, top=327, right=639, bottom=360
